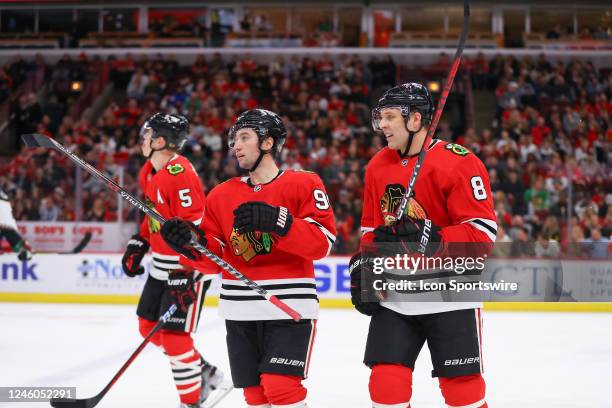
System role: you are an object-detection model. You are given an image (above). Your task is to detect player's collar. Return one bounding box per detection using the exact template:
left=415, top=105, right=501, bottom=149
left=395, top=137, right=437, bottom=160
left=246, top=169, right=284, bottom=188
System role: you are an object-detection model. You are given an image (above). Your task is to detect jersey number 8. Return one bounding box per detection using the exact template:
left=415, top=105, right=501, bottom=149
left=313, top=189, right=330, bottom=210
left=470, top=176, right=487, bottom=201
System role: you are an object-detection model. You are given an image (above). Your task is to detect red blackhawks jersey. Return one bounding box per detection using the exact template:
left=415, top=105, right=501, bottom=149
left=138, top=155, right=206, bottom=281
left=361, top=138, right=497, bottom=315
left=180, top=170, right=336, bottom=321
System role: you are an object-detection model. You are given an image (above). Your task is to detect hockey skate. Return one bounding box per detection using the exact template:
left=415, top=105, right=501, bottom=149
left=200, top=359, right=233, bottom=408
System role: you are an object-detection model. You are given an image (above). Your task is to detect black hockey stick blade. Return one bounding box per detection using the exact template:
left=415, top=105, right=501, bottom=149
left=72, top=231, right=92, bottom=254
left=50, top=396, right=98, bottom=408
left=49, top=304, right=178, bottom=408
left=21, top=133, right=57, bottom=149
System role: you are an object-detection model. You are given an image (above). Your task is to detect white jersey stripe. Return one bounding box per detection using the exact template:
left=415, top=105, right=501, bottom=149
left=463, top=218, right=497, bottom=242
left=304, top=217, right=336, bottom=256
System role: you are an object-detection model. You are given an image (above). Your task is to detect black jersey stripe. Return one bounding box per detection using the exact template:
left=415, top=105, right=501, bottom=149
left=153, top=257, right=180, bottom=264
left=222, top=283, right=317, bottom=291
left=470, top=219, right=497, bottom=235
left=220, top=293, right=319, bottom=301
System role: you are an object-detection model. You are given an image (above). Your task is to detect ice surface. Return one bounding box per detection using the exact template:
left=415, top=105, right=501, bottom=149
left=1, top=303, right=611, bottom=407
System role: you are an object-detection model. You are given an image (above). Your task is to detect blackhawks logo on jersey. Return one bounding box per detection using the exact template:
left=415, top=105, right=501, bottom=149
left=380, top=184, right=427, bottom=226
left=166, top=163, right=185, bottom=176
left=229, top=228, right=274, bottom=262
left=145, top=198, right=161, bottom=233
left=445, top=143, right=470, bottom=157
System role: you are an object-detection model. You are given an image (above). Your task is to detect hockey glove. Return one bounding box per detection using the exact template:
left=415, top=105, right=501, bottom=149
left=167, top=271, right=197, bottom=313
left=349, top=252, right=385, bottom=316
left=373, top=218, right=443, bottom=257
left=121, top=234, right=150, bottom=277
left=161, top=217, right=207, bottom=261
left=233, top=202, right=293, bottom=237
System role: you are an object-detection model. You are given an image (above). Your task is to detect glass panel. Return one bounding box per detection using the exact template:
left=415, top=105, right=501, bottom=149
left=243, top=7, right=288, bottom=33
left=1, top=10, right=35, bottom=33
left=577, top=9, right=611, bottom=39
left=448, top=6, right=491, bottom=33
left=39, top=9, right=73, bottom=32
left=400, top=6, right=444, bottom=32
left=148, top=8, right=207, bottom=34
left=338, top=7, right=362, bottom=47
left=291, top=7, right=333, bottom=34
left=75, top=10, right=100, bottom=35
left=531, top=8, right=574, bottom=36
left=503, top=9, right=526, bottom=47
left=102, top=8, right=137, bottom=32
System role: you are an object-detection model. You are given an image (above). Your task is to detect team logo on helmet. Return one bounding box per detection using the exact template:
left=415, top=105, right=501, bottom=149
left=229, top=228, right=274, bottom=262
left=380, top=183, right=427, bottom=225
left=445, top=143, right=470, bottom=157
left=166, top=163, right=185, bottom=176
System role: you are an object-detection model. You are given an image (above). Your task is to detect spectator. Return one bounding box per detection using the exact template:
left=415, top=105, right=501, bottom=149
left=38, top=197, right=60, bottom=221
left=582, top=228, right=610, bottom=259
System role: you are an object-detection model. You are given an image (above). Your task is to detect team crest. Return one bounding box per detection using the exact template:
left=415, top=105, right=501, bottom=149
left=145, top=198, right=161, bottom=233
left=166, top=163, right=185, bottom=175
left=445, top=143, right=470, bottom=157
left=380, top=184, right=427, bottom=225
left=229, top=228, right=274, bottom=262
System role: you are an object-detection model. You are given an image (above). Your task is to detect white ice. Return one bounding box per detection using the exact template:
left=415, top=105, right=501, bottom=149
left=1, top=303, right=611, bottom=408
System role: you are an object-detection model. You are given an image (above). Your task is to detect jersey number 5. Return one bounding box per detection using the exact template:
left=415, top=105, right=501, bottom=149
left=470, top=176, right=487, bottom=201
left=178, top=188, right=192, bottom=207
left=313, top=189, right=330, bottom=210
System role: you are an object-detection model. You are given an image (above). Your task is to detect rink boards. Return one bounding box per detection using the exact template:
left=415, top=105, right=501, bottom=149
left=0, top=253, right=611, bottom=312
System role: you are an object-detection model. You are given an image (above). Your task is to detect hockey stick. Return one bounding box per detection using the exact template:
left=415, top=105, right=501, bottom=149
left=35, top=231, right=93, bottom=255
left=21, top=133, right=302, bottom=322
left=49, top=304, right=178, bottom=408
left=395, top=0, right=470, bottom=224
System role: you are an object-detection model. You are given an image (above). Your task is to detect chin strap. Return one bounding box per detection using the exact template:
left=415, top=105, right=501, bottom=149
left=249, top=149, right=266, bottom=172
left=249, top=142, right=274, bottom=172
left=398, top=123, right=424, bottom=157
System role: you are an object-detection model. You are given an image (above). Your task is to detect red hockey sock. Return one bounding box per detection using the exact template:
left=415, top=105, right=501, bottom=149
left=161, top=330, right=202, bottom=404
left=260, top=373, right=307, bottom=406
left=438, top=374, right=486, bottom=408
left=138, top=317, right=162, bottom=347
left=243, top=385, right=269, bottom=406
left=369, top=363, right=413, bottom=406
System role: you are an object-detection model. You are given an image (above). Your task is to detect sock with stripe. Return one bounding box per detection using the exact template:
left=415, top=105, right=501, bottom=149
left=161, top=330, right=202, bottom=405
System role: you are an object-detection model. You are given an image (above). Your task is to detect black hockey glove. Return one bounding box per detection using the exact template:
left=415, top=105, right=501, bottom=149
left=233, top=202, right=293, bottom=237
left=121, top=234, right=150, bottom=277
left=373, top=218, right=443, bottom=257
left=167, top=271, right=197, bottom=313
left=349, top=252, right=386, bottom=316
left=161, top=218, right=207, bottom=261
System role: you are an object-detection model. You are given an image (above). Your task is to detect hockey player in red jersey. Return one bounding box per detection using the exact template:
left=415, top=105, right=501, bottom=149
left=160, top=109, right=337, bottom=408
left=350, top=83, right=496, bottom=408
left=120, top=113, right=227, bottom=408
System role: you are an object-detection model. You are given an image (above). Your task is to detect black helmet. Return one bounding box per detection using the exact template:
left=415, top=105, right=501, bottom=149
left=141, top=113, right=190, bottom=152
left=372, top=82, right=434, bottom=131
left=228, top=109, right=286, bottom=158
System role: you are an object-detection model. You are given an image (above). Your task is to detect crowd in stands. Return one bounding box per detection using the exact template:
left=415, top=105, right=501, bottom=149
left=0, top=52, right=609, bottom=257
